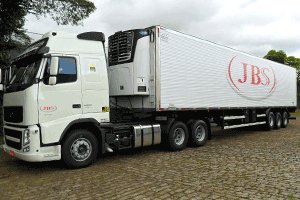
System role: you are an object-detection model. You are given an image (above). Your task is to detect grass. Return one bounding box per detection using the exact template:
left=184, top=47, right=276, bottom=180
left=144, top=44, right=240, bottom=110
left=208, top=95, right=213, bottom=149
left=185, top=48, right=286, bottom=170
left=288, top=194, right=295, bottom=200
left=291, top=109, right=300, bottom=117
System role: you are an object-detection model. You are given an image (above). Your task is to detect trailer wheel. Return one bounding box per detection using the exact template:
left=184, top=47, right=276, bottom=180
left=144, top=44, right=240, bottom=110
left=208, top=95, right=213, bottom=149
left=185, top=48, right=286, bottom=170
left=62, top=129, right=98, bottom=168
left=266, top=112, right=275, bottom=130
left=168, top=121, right=189, bottom=151
left=190, top=120, right=208, bottom=147
left=275, top=113, right=282, bottom=129
left=281, top=112, right=289, bottom=128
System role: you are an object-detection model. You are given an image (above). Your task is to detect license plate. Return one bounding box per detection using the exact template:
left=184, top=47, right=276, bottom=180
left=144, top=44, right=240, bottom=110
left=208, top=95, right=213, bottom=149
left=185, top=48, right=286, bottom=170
left=9, top=150, right=15, bottom=157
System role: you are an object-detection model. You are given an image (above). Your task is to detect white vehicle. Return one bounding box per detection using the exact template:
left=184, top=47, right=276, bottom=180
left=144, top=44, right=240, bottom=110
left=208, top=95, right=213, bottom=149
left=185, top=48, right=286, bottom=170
left=2, top=26, right=297, bottom=168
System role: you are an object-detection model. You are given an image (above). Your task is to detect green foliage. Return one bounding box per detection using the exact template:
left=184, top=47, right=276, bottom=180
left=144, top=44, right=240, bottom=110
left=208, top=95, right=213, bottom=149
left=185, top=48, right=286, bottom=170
left=264, top=50, right=300, bottom=80
left=0, top=0, right=31, bottom=66
left=26, top=0, right=96, bottom=26
left=0, top=0, right=96, bottom=68
left=286, top=56, right=300, bottom=80
left=264, top=50, right=287, bottom=64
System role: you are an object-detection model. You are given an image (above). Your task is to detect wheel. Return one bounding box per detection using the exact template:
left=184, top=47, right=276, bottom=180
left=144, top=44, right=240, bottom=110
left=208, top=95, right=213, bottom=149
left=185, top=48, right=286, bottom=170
left=168, top=121, right=189, bottom=151
left=190, top=120, right=208, bottom=147
left=274, top=113, right=282, bottom=129
left=281, top=111, right=289, bottom=128
left=62, top=129, right=98, bottom=168
left=265, top=112, right=275, bottom=130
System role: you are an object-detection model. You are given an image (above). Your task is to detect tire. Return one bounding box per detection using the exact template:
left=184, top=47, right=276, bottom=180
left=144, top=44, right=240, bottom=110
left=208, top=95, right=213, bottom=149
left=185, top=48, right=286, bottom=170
left=274, top=113, right=282, bottom=129
left=168, top=121, right=189, bottom=151
left=265, top=112, right=275, bottom=130
left=190, top=120, right=208, bottom=147
left=281, top=111, right=289, bottom=128
left=62, top=129, right=98, bottom=168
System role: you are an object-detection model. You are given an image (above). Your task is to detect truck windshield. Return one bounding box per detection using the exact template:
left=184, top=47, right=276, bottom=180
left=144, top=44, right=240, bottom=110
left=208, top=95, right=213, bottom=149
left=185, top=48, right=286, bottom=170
left=6, top=56, right=42, bottom=93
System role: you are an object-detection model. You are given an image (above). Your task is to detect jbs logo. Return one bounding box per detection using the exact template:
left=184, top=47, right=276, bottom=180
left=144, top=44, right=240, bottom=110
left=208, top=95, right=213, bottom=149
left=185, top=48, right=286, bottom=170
left=228, top=56, right=276, bottom=100
left=40, top=106, right=57, bottom=112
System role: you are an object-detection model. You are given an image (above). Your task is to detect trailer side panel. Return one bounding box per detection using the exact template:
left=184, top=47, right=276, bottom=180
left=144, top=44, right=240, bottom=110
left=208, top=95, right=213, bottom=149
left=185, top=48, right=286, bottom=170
left=158, top=27, right=297, bottom=110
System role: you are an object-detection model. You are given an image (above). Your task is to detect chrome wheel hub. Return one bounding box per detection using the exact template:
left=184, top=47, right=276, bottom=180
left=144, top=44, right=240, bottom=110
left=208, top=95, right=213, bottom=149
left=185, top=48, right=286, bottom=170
left=269, top=116, right=274, bottom=127
left=277, top=118, right=281, bottom=127
left=174, top=128, right=185, bottom=146
left=284, top=117, right=288, bottom=126
left=195, top=125, right=205, bottom=141
left=70, top=138, right=92, bottom=161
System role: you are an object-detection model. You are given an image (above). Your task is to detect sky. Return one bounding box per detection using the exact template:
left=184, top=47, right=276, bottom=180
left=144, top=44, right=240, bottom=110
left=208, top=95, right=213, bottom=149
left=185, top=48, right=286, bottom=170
left=24, top=0, right=300, bottom=58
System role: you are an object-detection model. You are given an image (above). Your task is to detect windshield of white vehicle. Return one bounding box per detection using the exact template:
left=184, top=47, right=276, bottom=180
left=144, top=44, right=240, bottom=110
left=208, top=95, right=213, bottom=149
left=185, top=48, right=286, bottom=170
left=6, top=56, right=42, bottom=93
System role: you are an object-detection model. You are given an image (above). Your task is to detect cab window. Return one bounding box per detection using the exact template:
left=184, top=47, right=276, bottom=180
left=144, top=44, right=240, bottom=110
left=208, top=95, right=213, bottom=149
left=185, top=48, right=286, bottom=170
left=43, top=57, right=77, bottom=84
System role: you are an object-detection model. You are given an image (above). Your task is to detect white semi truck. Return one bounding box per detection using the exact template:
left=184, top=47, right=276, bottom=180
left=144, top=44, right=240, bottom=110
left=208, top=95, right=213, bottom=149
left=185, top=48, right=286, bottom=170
left=2, top=26, right=297, bottom=168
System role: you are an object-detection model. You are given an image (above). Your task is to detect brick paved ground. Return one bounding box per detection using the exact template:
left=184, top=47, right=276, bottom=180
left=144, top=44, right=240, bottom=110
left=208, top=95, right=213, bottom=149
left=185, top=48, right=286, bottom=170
left=0, top=120, right=299, bottom=200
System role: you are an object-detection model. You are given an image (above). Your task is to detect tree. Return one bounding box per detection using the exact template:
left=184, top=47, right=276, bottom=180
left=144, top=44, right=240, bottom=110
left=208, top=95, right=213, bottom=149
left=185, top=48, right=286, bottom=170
left=263, top=50, right=287, bottom=64
left=0, top=0, right=96, bottom=68
left=286, top=56, right=300, bottom=80
left=264, top=50, right=300, bottom=81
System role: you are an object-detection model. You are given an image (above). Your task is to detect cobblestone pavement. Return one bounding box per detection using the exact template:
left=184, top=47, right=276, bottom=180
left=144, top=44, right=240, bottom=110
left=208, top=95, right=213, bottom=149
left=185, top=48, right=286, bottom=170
left=0, top=120, right=299, bottom=200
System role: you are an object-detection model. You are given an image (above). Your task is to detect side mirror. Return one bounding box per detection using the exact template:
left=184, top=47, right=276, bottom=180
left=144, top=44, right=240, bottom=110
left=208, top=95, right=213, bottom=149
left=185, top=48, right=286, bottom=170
left=48, top=76, right=57, bottom=85
left=48, top=57, right=59, bottom=85
left=50, top=57, right=59, bottom=76
left=150, top=30, right=155, bottom=43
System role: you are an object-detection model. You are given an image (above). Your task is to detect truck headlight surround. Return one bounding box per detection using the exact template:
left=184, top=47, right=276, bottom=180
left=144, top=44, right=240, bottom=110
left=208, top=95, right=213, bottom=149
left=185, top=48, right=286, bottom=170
left=23, top=129, right=30, bottom=146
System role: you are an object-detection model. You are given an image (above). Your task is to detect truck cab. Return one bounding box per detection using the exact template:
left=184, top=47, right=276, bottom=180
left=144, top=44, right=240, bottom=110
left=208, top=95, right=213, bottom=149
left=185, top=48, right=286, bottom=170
left=2, top=31, right=109, bottom=165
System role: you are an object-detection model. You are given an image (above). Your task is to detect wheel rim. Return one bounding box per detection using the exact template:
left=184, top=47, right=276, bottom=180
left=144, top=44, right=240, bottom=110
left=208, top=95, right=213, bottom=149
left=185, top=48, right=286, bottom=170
left=174, top=128, right=185, bottom=146
left=269, top=115, right=274, bottom=127
left=277, top=116, right=281, bottom=127
left=70, top=138, right=92, bottom=161
left=283, top=115, right=288, bottom=126
left=195, top=125, right=206, bottom=142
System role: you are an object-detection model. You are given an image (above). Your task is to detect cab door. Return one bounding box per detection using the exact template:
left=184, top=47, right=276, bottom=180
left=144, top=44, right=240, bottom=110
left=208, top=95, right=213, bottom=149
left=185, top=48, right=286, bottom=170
left=80, top=54, right=109, bottom=122
left=37, top=55, right=82, bottom=144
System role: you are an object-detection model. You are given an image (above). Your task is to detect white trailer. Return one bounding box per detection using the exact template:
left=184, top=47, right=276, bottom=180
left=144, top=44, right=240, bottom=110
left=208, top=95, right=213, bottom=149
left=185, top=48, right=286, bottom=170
left=109, top=26, right=296, bottom=110
left=1, top=26, right=297, bottom=168
left=108, top=25, right=296, bottom=128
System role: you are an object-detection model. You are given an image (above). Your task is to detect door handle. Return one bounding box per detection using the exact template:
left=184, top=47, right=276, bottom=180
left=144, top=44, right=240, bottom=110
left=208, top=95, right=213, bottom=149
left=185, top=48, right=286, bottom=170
left=72, top=104, right=81, bottom=108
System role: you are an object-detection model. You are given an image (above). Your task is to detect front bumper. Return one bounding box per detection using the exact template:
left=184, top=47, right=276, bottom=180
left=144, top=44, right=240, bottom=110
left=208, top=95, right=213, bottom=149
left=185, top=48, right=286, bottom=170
left=3, top=124, right=61, bottom=162
left=2, top=144, right=61, bottom=162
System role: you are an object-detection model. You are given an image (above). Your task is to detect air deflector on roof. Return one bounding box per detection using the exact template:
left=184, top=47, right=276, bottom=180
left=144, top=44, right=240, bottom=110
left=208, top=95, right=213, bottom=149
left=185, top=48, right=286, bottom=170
left=77, top=32, right=105, bottom=42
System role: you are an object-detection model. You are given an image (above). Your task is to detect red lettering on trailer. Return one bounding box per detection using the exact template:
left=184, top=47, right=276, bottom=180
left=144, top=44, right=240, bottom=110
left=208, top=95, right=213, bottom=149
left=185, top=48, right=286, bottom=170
left=251, top=65, right=261, bottom=85
left=228, top=56, right=277, bottom=100
left=238, top=63, right=248, bottom=84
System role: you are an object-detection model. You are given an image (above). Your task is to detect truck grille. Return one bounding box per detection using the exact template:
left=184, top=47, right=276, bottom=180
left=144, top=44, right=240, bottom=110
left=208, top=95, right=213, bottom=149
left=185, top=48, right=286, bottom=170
left=4, top=106, right=23, bottom=123
left=4, top=128, right=22, bottom=150
left=108, top=31, right=133, bottom=66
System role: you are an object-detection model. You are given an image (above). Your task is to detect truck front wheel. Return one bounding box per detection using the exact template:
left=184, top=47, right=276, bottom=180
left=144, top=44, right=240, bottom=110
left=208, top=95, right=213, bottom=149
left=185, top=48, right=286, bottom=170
left=168, top=121, right=189, bottom=151
left=190, top=120, right=208, bottom=147
left=62, top=129, right=98, bottom=168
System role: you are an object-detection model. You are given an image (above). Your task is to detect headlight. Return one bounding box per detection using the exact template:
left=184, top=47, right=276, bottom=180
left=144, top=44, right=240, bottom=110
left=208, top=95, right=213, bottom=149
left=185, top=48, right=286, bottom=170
left=23, top=129, right=30, bottom=146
